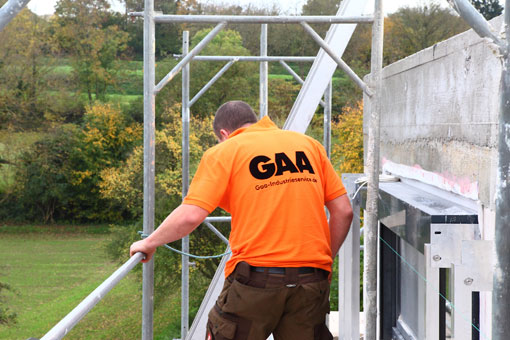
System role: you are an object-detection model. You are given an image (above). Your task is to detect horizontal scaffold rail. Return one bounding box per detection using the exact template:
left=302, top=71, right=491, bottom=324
left=174, top=55, right=316, bottom=62
left=128, top=13, right=374, bottom=24
left=40, top=253, right=145, bottom=340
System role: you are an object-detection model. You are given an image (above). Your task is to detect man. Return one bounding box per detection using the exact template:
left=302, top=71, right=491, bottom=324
left=130, top=100, right=353, bottom=340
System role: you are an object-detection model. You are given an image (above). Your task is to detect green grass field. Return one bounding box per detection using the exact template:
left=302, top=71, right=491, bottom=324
left=0, top=228, right=182, bottom=340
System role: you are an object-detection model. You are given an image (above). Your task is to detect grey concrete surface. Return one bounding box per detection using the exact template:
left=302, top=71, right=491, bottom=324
left=364, top=17, right=503, bottom=207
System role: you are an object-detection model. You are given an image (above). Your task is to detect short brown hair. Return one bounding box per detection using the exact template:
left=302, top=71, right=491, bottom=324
left=213, top=101, right=258, bottom=139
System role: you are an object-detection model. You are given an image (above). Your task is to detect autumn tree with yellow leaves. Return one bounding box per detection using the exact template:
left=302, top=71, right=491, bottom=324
left=332, top=101, right=364, bottom=174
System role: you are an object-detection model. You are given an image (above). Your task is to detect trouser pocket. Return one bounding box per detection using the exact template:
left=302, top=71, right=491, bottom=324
left=206, top=304, right=252, bottom=340
left=313, top=323, right=333, bottom=340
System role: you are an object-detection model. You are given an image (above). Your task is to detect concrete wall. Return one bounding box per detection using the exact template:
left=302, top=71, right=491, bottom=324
left=364, top=18, right=502, bottom=208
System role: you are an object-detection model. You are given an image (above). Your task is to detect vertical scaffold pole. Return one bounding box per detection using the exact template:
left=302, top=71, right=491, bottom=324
left=260, top=24, right=268, bottom=118
left=493, top=2, right=510, bottom=338
left=181, top=30, right=191, bottom=340
left=323, top=80, right=332, bottom=157
left=364, top=0, right=384, bottom=339
left=142, top=0, right=155, bottom=339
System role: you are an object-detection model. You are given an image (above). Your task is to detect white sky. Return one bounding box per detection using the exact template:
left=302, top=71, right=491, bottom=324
left=27, top=0, right=462, bottom=16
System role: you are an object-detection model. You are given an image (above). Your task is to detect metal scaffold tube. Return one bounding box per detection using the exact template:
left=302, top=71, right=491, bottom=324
left=155, top=22, right=226, bottom=94
left=0, top=0, right=31, bottom=32
left=260, top=24, right=268, bottom=118
left=189, top=60, right=237, bottom=107
left=191, top=56, right=315, bottom=62
left=493, top=2, right=510, bottom=338
left=364, top=0, right=384, bottom=339
left=278, top=61, right=327, bottom=108
left=41, top=253, right=145, bottom=340
left=182, top=30, right=191, bottom=340
left=299, top=21, right=373, bottom=97
left=142, top=0, right=155, bottom=339
left=323, top=81, right=332, bottom=157
left=128, top=13, right=374, bottom=24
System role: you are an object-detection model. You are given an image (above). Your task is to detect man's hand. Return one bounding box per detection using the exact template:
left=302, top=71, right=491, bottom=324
left=127, top=204, right=209, bottom=263
left=130, top=239, right=156, bottom=263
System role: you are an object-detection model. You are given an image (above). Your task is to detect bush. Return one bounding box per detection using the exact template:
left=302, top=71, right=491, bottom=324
left=13, top=103, right=142, bottom=222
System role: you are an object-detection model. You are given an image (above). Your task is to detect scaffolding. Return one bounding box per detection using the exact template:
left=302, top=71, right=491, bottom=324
left=1, top=0, right=508, bottom=339
left=133, top=1, right=383, bottom=339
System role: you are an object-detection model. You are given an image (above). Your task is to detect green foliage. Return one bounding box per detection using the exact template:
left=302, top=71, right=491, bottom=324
left=99, top=103, right=215, bottom=221
left=267, top=78, right=301, bottom=127
left=470, top=0, right=503, bottom=20
left=345, top=4, right=469, bottom=70
left=124, top=0, right=182, bottom=58
left=384, top=4, right=469, bottom=64
left=185, top=29, right=259, bottom=116
left=0, top=9, right=55, bottom=129
left=53, top=0, right=129, bottom=103
left=13, top=104, right=141, bottom=222
left=332, top=101, right=364, bottom=174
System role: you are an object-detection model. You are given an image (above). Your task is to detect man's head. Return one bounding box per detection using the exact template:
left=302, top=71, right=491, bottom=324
left=213, top=101, right=258, bottom=142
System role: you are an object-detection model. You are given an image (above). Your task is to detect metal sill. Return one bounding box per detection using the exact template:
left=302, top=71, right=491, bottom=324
left=361, top=178, right=478, bottom=254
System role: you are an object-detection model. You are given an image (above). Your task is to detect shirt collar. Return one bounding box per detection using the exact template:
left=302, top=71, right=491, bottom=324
left=228, top=116, right=278, bottom=139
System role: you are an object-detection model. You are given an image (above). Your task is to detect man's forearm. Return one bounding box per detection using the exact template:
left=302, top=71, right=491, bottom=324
left=326, top=194, right=354, bottom=258
left=329, top=213, right=353, bottom=258
left=130, top=204, right=209, bottom=262
left=145, top=204, right=209, bottom=248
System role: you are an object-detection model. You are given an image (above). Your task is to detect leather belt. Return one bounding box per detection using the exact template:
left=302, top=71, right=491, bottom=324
left=250, top=266, right=317, bottom=275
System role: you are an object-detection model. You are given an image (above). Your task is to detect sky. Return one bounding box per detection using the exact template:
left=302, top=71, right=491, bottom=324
left=27, top=0, right=460, bottom=17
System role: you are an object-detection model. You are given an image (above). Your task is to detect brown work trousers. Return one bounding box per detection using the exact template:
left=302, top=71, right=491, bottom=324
left=206, top=262, right=332, bottom=340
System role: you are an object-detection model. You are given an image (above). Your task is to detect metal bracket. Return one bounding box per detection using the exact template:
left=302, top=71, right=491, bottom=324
left=430, top=224, right=476, bottom=268
left=429, top=224, right=493, bottom=340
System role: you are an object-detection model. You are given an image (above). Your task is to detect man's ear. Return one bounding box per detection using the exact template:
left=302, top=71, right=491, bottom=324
left=219, top=129, right=230, bottom=142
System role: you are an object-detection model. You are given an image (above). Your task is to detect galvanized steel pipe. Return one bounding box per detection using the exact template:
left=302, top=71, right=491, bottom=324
left=260, top=24, right=268, bottom=118
left=492, top=1, right=510, bottom=338
left=155, top=22, right=226, bottom=93
left=181, top=30, right=191, bottom=340
left=0, top=0, right=30, bottom=32
left=364, top=0, right=384, bottom=339
left=278, top=61, right=327, bottom=108
left=189, top=60, right=237, bottom=107
left=300, top=22, right=374, bottom=97
left=128, top=13, right=374, bottom=24
left=40, top=253, right=145, bottom=340
left=142, top=0, right=156, bottom=338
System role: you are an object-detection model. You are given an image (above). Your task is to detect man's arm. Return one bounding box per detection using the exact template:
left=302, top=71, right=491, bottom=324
left=129, top=204, right=209, bottom=263
left=326, top=194, right=353, bottom=258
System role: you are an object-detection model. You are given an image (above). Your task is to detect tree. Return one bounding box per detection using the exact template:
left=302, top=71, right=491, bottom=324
left=384, top=4, right=469, bottom=64
left=0, top=8, right=53, bottom=129
left=123, top=0, right=181, bottom=58
left=16, top=104, right=142, bottom=222
left=165, top=28, right=258, bottom=117
left=470, top=0, right=503, bottom=20
left=52, top=0, right=128, bottom=103
left=101, top=104, right=223, bottom=291
left=344, top=3, right=470, bottom=70
left=332, top=101, right=364, bottom=174
left=195, top=2, right=279, bottom=56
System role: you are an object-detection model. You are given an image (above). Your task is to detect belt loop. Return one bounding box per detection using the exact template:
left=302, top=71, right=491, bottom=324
left=236, top=261, right=251, bottom=281
left=285, top=267, right=298, bottom=286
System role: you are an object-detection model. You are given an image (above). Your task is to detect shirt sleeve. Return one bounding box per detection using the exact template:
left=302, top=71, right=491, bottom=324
left=182, top=148, right=231, bottom=213
left=318, top=144, right=347, bottom=202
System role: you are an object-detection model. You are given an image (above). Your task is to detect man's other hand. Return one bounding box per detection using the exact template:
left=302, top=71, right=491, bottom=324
left=130, top=239, right=156, bottom=263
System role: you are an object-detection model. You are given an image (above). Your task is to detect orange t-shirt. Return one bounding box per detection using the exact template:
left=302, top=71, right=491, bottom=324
left=183, top=116, right=346, bottom=277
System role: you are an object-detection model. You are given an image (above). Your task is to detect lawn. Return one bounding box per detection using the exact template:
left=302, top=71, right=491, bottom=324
left=0, top=228, right=182, bottom=340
